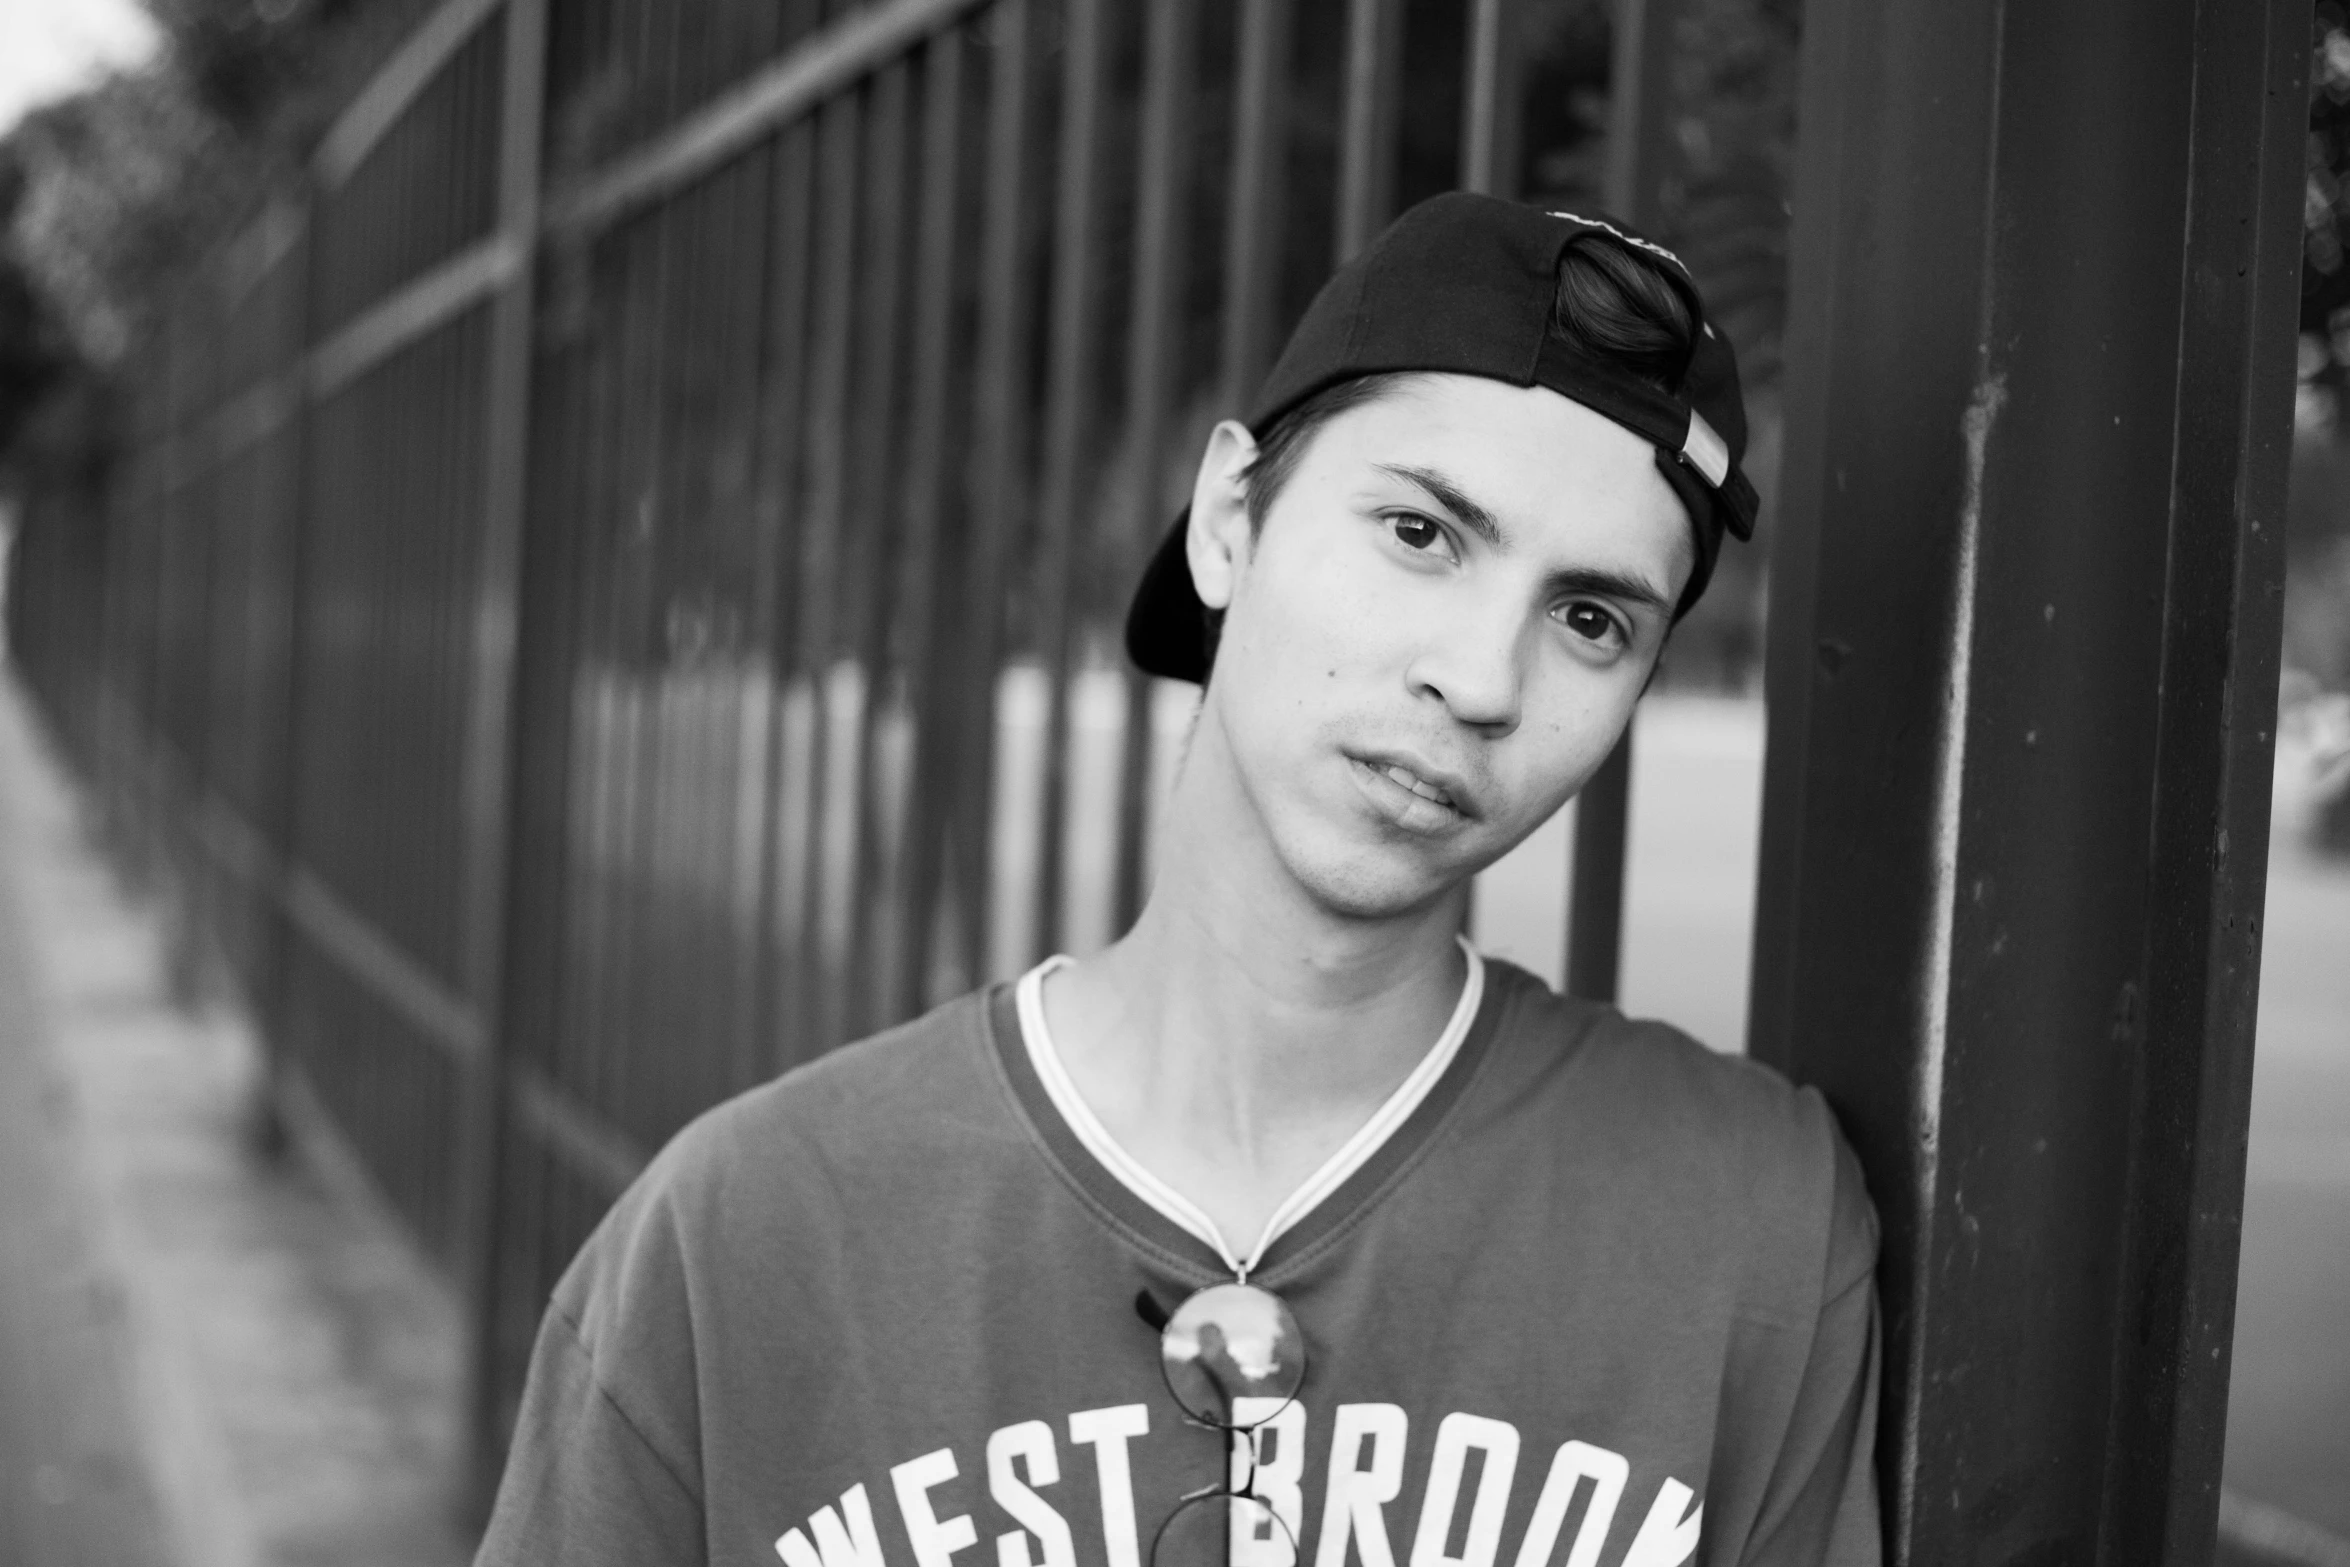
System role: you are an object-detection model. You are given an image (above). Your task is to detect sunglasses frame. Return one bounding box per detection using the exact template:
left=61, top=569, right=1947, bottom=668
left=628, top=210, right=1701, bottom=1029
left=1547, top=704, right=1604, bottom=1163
left=1140, top=1281, right=1309, bottom=1567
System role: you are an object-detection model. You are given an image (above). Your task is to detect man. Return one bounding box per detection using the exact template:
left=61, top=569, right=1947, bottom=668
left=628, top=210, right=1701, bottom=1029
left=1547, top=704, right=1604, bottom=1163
left=477, top=193, right=1880, bottom=1567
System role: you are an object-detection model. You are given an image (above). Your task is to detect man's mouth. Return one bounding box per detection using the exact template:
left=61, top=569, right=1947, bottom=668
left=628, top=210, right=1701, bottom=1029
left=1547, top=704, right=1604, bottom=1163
left=1347, top=753, right=1476, bottom=831
left=1378, top=762, right=1457, bottom=812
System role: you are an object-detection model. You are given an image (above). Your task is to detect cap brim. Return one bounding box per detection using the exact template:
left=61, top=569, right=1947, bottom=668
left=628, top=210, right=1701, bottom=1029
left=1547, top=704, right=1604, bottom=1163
left=1124, top=508, right=1213, bottom=683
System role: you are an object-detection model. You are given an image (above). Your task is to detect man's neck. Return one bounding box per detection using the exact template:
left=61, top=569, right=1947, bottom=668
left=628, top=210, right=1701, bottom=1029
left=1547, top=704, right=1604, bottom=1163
left=1040, top=730, right=1473, bottom=1261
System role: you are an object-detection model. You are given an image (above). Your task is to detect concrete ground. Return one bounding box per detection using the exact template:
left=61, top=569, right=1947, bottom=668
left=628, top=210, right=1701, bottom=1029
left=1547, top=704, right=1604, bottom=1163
left=0, top=676, right=475, bottom=1567
left=0, top=705, right=172, bottom=1567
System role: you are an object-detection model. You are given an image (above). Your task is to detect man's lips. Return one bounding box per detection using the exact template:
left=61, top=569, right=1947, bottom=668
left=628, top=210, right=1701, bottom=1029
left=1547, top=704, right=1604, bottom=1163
left=1345, top=751, right=1480, bottom=828
left=1377, top=761, right=1457, bottom=810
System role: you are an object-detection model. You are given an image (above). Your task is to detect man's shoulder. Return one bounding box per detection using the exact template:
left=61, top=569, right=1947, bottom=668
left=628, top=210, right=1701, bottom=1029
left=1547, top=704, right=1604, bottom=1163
left=1481, top=956, right=1838, bottom=1149
left=646, top=987, right=1012, bottom=1197
left=551, top=987, right=1029, bottom=1333
left=1475, top=958, right=1877, bottom=1278
left=563, top=987, right=1017, bottom=1286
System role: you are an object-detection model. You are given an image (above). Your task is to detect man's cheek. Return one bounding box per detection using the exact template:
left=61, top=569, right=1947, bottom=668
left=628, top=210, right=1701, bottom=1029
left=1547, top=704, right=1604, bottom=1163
left=1496, top=745, right=1599, bottom=834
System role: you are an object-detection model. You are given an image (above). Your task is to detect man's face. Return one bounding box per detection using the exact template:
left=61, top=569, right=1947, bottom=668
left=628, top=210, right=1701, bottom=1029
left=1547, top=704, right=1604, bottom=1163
left=1186, top=372, right=1695, bottom=920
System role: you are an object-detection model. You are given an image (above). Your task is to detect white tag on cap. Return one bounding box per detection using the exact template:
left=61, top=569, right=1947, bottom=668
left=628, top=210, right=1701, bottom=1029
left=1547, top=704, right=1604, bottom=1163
left=1681, top=408, right=1730, bottom=488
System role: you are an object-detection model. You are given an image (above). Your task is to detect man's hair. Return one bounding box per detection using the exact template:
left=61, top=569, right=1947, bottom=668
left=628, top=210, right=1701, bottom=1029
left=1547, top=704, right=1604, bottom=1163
left=1201, top=233, right=1701, bottom=675
left=1238, top=233, right=1699, bottom=531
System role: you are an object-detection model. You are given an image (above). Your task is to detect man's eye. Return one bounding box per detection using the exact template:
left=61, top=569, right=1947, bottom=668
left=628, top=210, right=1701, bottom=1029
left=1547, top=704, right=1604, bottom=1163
left=1558, top=602, right=1624, bottom=645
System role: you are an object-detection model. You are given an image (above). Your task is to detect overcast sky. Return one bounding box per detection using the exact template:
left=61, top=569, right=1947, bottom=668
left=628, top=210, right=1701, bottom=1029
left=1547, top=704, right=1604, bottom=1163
left=0, top=0, right=159, bottom=139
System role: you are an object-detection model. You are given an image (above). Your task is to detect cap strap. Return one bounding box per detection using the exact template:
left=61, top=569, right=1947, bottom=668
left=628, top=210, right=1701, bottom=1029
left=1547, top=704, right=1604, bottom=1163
left=1680, top=409, right=1730, bottom=488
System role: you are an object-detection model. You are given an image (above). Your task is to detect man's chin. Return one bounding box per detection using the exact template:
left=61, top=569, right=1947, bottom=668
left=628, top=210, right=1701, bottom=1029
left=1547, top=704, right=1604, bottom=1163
left=1284, top=846, right=1469, bottom=924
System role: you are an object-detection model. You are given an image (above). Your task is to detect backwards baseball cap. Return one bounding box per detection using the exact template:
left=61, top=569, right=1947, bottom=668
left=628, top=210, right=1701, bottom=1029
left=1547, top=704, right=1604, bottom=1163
left=1124, top=191, right=1760, bottom=684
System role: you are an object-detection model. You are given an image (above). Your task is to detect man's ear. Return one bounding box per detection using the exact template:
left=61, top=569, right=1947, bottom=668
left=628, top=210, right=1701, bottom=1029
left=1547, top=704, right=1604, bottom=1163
left=1186, top=420, right=1258, bottom=613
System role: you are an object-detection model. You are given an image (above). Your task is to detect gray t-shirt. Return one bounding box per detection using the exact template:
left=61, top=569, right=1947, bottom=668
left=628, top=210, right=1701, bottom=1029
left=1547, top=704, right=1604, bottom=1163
left=477, top=958, right=1881, bottom=1567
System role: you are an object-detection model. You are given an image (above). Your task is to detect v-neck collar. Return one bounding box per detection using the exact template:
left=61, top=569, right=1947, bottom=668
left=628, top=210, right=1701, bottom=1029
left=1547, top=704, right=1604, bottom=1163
left=987, top=939, right=1507, bottom=1286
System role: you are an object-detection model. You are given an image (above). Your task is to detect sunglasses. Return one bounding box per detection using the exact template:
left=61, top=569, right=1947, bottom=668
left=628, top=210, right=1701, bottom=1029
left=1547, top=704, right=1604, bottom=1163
left=1135, top=1282, right=1309, bottom=1567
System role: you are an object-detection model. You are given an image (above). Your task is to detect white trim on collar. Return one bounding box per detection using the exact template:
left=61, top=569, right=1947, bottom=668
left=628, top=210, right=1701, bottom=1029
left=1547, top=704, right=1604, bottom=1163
left=1014, top=936, right=1486, bottom=1281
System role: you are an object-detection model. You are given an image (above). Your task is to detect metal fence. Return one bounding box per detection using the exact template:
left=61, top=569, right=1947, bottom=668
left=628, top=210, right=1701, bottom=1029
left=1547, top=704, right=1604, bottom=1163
left=3, top=0, right=2311, bottom=1553
left=4, top=0, right=1731, bottom=1492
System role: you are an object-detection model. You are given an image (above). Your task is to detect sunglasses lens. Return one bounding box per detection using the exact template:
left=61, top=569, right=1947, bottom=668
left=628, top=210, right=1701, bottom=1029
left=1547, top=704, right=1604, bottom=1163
left=1150, top=1489, right=1296, bottom=1567
left=1159, top=1282, right=1306, bottom=1428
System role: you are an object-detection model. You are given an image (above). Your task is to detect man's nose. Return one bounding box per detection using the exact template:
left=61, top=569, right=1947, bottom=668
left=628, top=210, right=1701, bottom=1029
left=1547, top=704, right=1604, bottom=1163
left=1404, top=602, right=1525, bottom=734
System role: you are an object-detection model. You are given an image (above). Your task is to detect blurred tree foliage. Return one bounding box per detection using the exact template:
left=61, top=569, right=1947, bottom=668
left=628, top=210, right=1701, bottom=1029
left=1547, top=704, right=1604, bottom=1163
left=0, top=0, right=433, bottom=464
left=2294, top=2, right=2350, bottom=700
left=0, top=168, right=75, bottom=453
left=2304, top=3, right=2350, bottom=381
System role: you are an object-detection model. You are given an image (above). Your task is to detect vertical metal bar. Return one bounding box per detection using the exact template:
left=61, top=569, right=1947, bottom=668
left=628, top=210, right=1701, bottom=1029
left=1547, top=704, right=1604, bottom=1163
left=1030, top=0, right=1111, bottom=961
left=188, top=315, right=225, bottom=860
left=629, top=0, right=699, bottom=1128
left=658, top=168, right=715, bottom=1116
left=788, top=93, right=862, bottom=1046
left=720, top=154, right=778, bottom=1095
left=1563, top=798, right=1630, bottom=1003
left=1746, top=0, right=2304, bottom=1556
left=568, top=217, right=656, bottom=1182
left=489, top=239, right=590, bottom=1245
left=672, top=172, right=733, bottom=1114
left=952, top=0, right=1036, bottom=986
left=1221, top=0, right=1292, bottom=410
left=1602, top=0, right=1678, bottom=232
left=584, top=0, right=683, bottom=1142
left=716, top=154, right=778, bottom=1102
left=1111, top=0, right=1199, bottom=933
left=843, top=61, right=913, bottom=1041
left=234, top=217, right=310, bottom=1152
left=1335, top=0, right=1404, bottom=263
left=1458, top=0, right=1518, bottom=198
left=743, top=120, right=817, bottom=1079
left=887, top=27, right=968, bottom=1020
left=1562, top=0, right=1680, bottom=1003
left=2096, top=0, right=2305, bottom=1554
left=458, top=0, right=546, bottom=1509
left=260, top=209, right=321, bottom=1143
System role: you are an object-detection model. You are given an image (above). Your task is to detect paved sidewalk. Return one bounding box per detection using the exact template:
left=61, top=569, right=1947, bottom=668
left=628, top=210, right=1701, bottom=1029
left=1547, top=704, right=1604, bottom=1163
left=0, top=674, right=476, bottom=1567
left=0, top=711, right=171, bottom=1567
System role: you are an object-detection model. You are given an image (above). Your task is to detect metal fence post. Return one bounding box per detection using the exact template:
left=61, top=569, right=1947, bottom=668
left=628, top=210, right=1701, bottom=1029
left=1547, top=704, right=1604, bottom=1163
left=1110, top=0, right=1201, bottom=933
left=457, top=0, right=547, bottom=1511
left=1221, top=0, right=1291, bottom=411
left=1031, top=0, right=1112, bottom=963
left=253, top=205, right=316, bottom=1155
left=1458, top=0, right=1519, bottom=200
left=2094, top=2, right=2309, bottom=1552
left=1336, top=0, right=1404, bottom=264
left=1746, top=0, right=2306, bottom=1557
left=1563, top=0, right=1680, bottom=1003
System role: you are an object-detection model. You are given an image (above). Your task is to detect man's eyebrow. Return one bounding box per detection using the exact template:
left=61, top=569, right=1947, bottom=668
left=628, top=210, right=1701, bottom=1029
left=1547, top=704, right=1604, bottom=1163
left=1545, top=565, right=1676, bottom=614
left=1375, top=463, right=1505, bottom=546
left=1375, top=461, right=1675, bottom=612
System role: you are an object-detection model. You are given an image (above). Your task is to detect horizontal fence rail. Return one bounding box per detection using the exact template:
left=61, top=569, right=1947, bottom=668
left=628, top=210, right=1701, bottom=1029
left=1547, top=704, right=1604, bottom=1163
left=3, top=0, right=1787, bottom=1508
